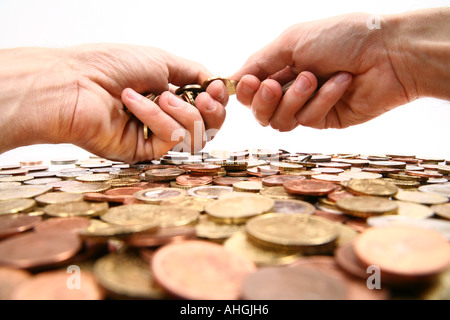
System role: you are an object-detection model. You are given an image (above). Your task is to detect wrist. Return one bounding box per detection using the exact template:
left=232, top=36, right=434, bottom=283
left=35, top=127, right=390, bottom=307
left=0, top=47, right=79, bottom=153
left=384, top=8, right=450, bottom=100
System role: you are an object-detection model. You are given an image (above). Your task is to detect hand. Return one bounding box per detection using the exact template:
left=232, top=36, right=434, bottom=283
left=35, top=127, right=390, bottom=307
left=0, top=44, right=228, bottom=163
left=231, top=9, right=450, bottom=131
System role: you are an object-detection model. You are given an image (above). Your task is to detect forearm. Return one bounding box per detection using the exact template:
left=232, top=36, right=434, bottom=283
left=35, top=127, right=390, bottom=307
left=384, top=7, right=450, bottom=100
left=0, top=47, right=78, bottom=153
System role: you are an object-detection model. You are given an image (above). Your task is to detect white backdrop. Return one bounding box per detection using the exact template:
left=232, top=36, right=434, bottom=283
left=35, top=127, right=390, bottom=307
left=0, top=0, right=449, bottom=164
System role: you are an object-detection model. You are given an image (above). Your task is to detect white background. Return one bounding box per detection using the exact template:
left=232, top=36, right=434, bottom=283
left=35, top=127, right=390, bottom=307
left=0, top=0, right=449, bottom=165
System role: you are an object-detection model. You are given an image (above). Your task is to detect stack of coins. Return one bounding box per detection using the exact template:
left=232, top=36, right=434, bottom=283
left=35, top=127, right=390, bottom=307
left=0, top=149, right=449, bottom=300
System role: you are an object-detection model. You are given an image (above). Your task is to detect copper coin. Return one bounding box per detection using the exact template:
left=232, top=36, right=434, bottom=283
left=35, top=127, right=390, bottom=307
left=176, top=174, right=213, bottom=186
left=34, top=217, right=91, bottom=234
left=46, top=180, right=82, bottom=191
left=405, top=170, right=443, bottom=179
left=334, top=240, right=368, bottom=279
left=353, top=225, right=450, bottom=280
left=0, top=267, right=32, bottom=299
left=327, top=190, right=354, bottom=203
left=10, top=270, right=104, bottom=300
left=288, top=256, right=390, bottom=300
left=21, top=165, right=49, bottom=172
left=82, top=192, right=125, bottom=203
left=105, top=187, right=143, bottom=197
left=262, top=174, right=305, bottom=187
left=283, top=179, right=336, bottom=196
left=0, top=169, right=28, bottom=176
left=0, top=214, right=42, bottom=239
left=0, top=165, right=21, bottom=171
left=362, top=167, right=402, bottom=175
left=240, top=264, right=348, bottom=300
left=213, top=176, right=246, bottom=186
left=125, top=226, right=197, bottom=247
left=151, top=240, right=256, bottom=299
left=0, top=231, right=82, bottom=269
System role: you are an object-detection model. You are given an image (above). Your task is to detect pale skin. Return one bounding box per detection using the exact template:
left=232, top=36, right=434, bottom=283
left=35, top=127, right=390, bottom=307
left=0, top=44, right=228, bottom=163
left=232, top=8, right=450, bottom=132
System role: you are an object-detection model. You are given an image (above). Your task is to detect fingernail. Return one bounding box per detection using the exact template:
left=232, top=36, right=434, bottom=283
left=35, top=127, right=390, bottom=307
left=126, top=88, right=143, bottom=102
left=206, top=95, right=216, bottom=111
left=168, top=92, right=185, bottom=108
left=334, top=72, right=352, bottom=83
left=261, top=84, right=276, bottom=101
left=294, top=75, right=312, bottom=93
left=241, top=82, right=256, bottom=95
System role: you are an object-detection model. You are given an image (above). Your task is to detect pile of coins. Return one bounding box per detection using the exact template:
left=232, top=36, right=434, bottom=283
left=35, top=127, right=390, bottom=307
left=0, top=150, right=450, bottom=300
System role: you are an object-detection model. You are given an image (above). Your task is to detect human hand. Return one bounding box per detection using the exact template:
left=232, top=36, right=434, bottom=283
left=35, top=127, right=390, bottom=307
left=232, top=12, right=419, bottom=131
left=0, top=44, right=228, bottom=163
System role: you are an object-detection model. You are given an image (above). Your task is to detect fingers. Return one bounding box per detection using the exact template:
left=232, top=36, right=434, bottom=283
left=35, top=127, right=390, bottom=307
left=295, top=72, right=352, bottom=128
left=122, top=88, right=186, bottom=144
left=195, top=80, right=227, bottom=141
left=269, top=71, right=318, bottom=131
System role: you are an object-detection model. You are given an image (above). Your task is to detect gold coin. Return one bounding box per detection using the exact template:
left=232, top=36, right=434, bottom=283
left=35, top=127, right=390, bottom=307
left=0, top=185, right=52, bottom=201
left=59, top=182, right=111, bottom=193
left=100, top=204, right=160, bottom=226
left=195, top=214, right=244, bottom=241
left=381, top=178, right=420, bottom=189
left=259, top=186, right=307, bottom=200
left=0, top=199, right=36, bottom=215
left=347, top=179, right=398, bottom=197
left=134, top=188, right=187, bottom=204
left=101, top=204, right=199, bottom=228
left=93, top=251, right=167, bottom=299
left=432, top=203, right=450, bottom=220
left=160, top=196, right=215, bottom=212
left=34, top=192, right=84, bottom=205
left=394, top=190, right=448, bottom=205
left=43, top=200, right=109, bottom=217
left=202, top=77, right=238, bottom=95
left=205, top=193, right=274, bottom=225
left=108, top=178, right=140, bottom=188
left=0, top=182, right=22, bottom=189
left=395, top=200, right=434, bottom=219
left=335, top=196, right=398, bottom=218
left=232, top=181, right=263, bottom=193
left=245, top=214, right=339, bottom=254
left=156, top=206, right=201, bottom=228
left=224, top=231, right=302, bottom=267
left=78, top=219, right=155, bottom=239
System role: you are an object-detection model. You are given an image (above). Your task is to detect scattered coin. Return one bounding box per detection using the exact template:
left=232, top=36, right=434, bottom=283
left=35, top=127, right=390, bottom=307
left=93, top=251, right=167, bottom=299
left=336, top=196, right=398, bottom=218
left=346, top=179, right=398, bottom=197
left=245, top=214, right=339, bottom=254
left=354, top=225, right=450, bottom=284
left=205, top=193, right=274, bottom=224
left=43, top=201, right=109, bottom=217
left=283, top=179, right=336, bottom=196
left=394, top=190, right=448, bottom=205
left=151, top=240, right=256, bottom=300
left=9, top=270, right=104, bottom=300
left=0, top=231, right=82, bottom=269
